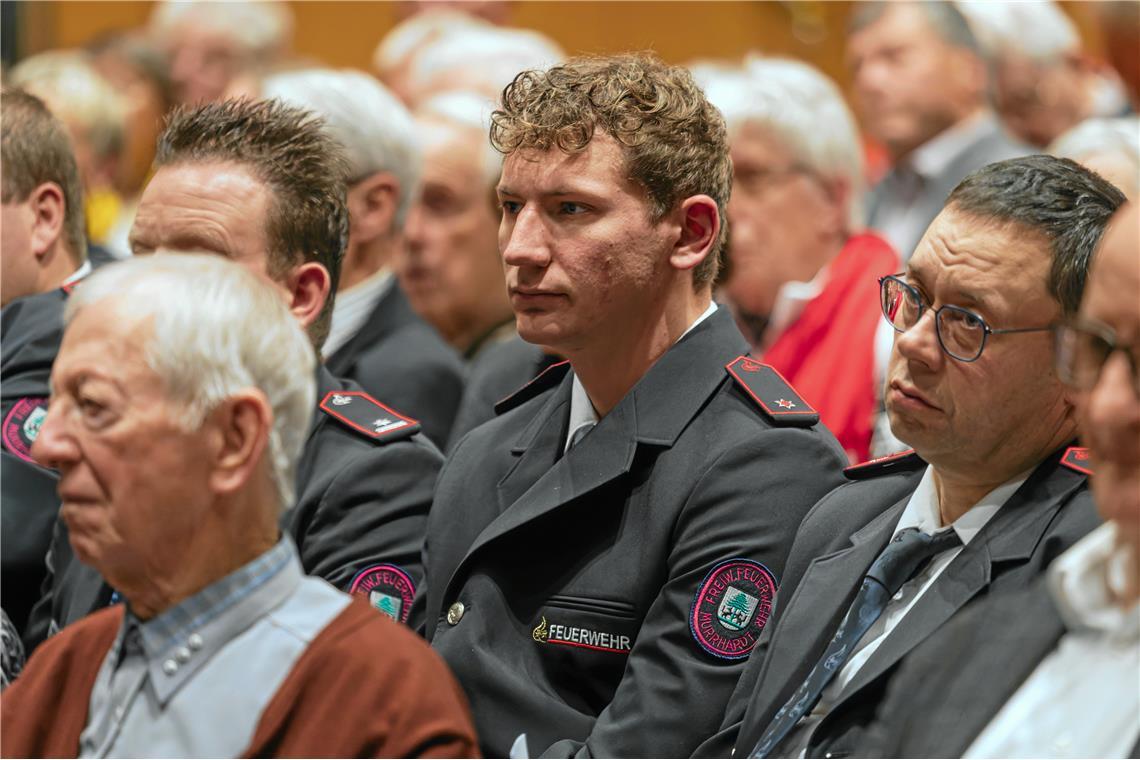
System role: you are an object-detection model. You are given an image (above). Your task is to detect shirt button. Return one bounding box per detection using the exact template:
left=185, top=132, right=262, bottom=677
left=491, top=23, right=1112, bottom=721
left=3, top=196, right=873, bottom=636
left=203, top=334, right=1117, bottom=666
left=162, top=659, right=179, bottom=676
left=175, top=646, right=191, bottom=663
left=447, top=601, right=466, bottom=625
left=187, top=633, right=203, bottom=651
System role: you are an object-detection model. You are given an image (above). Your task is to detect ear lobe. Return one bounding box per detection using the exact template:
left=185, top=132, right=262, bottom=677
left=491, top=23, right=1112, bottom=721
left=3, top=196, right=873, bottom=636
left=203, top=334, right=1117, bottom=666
left=208, top=391, right=273, bottom=497
left=671, top=195, right=719, bottom=274
left=285, top=262, right=331, bottom=330
left=29, top=183, right=66, bottom=260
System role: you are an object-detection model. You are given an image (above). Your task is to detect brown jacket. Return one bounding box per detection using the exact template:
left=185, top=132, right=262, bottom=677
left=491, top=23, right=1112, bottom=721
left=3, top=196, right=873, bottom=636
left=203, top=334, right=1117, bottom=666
left=1, top=600, right=479, bottom=758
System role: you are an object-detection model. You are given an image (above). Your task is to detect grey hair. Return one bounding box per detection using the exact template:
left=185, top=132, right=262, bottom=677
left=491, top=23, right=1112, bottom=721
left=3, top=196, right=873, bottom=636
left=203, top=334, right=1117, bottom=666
left=850, top=1, right=980, bottom=56
left=1049, top=117, right=1140, bottom=196
left=262, top=68, right=422, bottom=229
left=416, top=89, right=502, bottom=188
left=699, top=56, right=866, bottom=229
left=64, top=254, right=316, bottom=511
left=149, top=0, right=293, bottom=58
left=955, top=0, right=1078, bottom=65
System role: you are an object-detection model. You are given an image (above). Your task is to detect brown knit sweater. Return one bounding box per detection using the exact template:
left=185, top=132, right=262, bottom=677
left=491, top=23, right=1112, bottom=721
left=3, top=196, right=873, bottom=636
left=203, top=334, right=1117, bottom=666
left=1, top=600, right=479, bottom=758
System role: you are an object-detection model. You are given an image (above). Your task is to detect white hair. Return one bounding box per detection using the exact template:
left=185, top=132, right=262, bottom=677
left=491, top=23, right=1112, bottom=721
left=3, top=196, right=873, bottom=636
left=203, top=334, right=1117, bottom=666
left=9, top=50, right=126, bottom=162
left=956, top=1, right=1079, bottom=65
left=701, top=56, right=865, bottom=229
left=65, top=254, right=316, bottom=511
left=372, top=9, right=487, bottom=77
left=149, top=0, right=294, bottom=58
left=416, top=90, right=501, bottom=188
left=1050, top=117, right=1140, bottom=195
left=261, top=68, right=422, bottom=229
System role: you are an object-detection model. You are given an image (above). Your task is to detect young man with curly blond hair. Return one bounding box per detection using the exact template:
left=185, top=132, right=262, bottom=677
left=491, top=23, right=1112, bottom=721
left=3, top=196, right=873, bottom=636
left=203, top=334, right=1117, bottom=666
left=416, top=53, right=847, bottom=758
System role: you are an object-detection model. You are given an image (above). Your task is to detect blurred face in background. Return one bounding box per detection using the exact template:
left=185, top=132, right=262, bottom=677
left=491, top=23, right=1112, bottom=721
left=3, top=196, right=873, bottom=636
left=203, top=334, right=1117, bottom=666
left=993, top=52, right=1090, bottom=149
left=162, top=23, right=250, bottom=105
left=847, top=3, right=984, bottom=162
left=724, top=123, right=846, bottom=323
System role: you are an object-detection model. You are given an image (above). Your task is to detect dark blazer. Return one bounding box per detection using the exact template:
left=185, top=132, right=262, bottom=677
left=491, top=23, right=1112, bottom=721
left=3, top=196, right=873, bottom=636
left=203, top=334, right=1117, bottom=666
left=695, top=445, right=1101, bottom=759
left=421, top=308, right=850, bottom=758
left=325, top=283, right=464, bottom=448
left=23, top=367, right=442, bottom=650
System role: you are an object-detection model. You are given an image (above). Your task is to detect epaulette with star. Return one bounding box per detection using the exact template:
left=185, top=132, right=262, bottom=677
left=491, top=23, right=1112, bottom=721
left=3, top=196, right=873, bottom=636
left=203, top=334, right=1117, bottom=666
left=843, top=449, right=925, bottom=480
left=319, top=391, right=420, bottom=444
left=494, top=360, right=572, bottom=416
left=725, top=356, right=819, bottom=427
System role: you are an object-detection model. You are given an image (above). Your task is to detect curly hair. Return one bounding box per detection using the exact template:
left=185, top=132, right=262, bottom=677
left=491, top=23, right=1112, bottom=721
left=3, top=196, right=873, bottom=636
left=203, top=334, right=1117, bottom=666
left=491, top=53, right=732, bottom=287
left=155, top=98, right=350, bottom=347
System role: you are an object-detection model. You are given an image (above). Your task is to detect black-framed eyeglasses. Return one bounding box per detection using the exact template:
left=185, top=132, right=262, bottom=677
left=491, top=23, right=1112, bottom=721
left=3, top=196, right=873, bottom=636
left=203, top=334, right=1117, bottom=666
left=879, top=274, right=1055, bottom=362
left=1055, top=317, right=1140, bottom=397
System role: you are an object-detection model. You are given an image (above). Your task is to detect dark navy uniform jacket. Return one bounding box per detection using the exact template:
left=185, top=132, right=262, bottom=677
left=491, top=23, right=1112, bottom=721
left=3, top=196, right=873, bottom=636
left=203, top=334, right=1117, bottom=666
left=419, top=308, right=849, bottom=758
left=694, top=445, right=1100, bottom=759
left=22, top=364, right=443, bottom=651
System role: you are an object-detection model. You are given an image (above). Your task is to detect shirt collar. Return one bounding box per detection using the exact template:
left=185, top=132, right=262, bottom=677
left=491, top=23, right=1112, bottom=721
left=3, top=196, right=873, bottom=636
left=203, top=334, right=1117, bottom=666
left=761, top=263, right=830, bottom=350
left=564, top=302, right=718, bottom=452
left=1049, top=522, right=1140, bottom=640
left=894, top=464, right=1028, bottom=545
left=63, top=260, right=92, bottom=286
left=125, top=536, right=302, bottom=706
left=908, top=110, right=994, bottom=179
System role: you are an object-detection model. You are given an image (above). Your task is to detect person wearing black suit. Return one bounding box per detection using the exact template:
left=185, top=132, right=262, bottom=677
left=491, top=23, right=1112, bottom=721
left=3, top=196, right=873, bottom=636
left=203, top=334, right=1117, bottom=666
left=418, top=54, right=849, bottom=758
left=863, top=203, right=1140, bottom=759
left=694, top=156, right=1125, bottom=759
left=263, top=69, right=464, bottom=449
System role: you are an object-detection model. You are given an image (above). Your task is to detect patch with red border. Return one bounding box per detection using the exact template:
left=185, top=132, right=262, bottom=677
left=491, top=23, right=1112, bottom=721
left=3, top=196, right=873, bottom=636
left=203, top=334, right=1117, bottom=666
left=319, top=391, right=420, bottom=443
left=1060, top=446, right=1093, bottom=476
left=689, top=558, right=777, bottom=660
left=725, top=356, right=818, bottom=427
left=2, top=397, right=49, bottom=464
left=349, top=563, right=415, bottom=624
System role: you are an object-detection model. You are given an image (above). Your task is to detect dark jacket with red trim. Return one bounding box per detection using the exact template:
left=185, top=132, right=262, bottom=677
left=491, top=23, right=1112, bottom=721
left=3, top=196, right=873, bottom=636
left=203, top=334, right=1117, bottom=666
left=419, top=307, right=848, bottom=758
left=325, top=282, right=465, bottom=449
left=693, top=444, right=1101, bottom=759
left=23, top=367, right=442, bottom=651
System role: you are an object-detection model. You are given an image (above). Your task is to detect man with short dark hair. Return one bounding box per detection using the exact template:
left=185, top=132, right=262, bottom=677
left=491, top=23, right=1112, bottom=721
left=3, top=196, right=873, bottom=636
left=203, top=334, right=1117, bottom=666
left=848, top=1, right=1030, bottom=260
left=419, top=53, right=848, bottom=758
left=23, top=99, right=443, bottom=649
left=694, top=155, right=1124, bottom=759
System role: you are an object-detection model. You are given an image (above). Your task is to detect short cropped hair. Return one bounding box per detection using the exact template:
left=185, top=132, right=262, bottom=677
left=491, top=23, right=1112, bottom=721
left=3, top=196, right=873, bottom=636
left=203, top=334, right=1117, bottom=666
left=491, top=53, right=732, bottom=287
left=262, top=68, right=422, bottom=230
left=155, top=98, right=350, bottom=346
left=66, top=253, right=316, bottom=510
left=947, top=155, right=1126, bottom=316
left=850, top=1, right=980, bottom=56
left=1, top=88, right=87, bottom=265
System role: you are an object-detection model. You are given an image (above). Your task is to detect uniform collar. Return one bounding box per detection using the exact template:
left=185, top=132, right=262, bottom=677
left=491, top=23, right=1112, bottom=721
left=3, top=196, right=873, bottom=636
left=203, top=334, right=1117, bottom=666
left=894, top=464, right=1029, bottom=545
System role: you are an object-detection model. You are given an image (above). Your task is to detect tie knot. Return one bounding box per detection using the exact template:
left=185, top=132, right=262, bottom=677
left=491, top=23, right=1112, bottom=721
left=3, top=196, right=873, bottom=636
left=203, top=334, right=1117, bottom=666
left=866, top=527, right=961, bottom=597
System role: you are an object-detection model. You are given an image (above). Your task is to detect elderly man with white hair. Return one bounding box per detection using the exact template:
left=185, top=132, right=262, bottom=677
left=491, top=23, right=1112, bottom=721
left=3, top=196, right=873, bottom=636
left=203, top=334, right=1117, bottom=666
left=702, top=56, right=899, bottom=462
left=1050, top=116, right=1140, bottom=199
left=262, top=68, right=465, bottom=447
left=0, top=254, right=478, bottom=758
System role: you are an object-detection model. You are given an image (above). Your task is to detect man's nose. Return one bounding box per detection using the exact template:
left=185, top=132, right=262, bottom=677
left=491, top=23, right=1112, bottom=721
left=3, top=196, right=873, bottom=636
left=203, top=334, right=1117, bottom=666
left=894, top=309, right=944, bottom=371
left=30, top=402, right=77, bottom=471
left=501, top=206, right=552, bottom=270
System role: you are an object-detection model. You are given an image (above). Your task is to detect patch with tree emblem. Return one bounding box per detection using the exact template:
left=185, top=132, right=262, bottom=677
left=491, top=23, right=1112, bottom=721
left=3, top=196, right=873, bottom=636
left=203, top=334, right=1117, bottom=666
left=349, top=564, right=415, bottom=624
left=689, top=558, right=777, bottom=659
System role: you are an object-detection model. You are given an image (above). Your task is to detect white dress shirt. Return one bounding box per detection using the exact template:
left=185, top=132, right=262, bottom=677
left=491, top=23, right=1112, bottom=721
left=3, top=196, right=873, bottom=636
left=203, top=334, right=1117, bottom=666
left=965, top=523, right=1140, bottom=759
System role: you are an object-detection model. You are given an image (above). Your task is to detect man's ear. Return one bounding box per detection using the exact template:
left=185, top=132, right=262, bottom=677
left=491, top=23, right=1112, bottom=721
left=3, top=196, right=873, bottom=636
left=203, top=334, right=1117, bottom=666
left=28, top=182, right=66, bottom=261
left=283, top=261, right=331, bottom=330
left=347, top=172, right=400, bottom=245
left=208, top=390, right=272, bottom=497
left=670, top=194, right=720, bottom=273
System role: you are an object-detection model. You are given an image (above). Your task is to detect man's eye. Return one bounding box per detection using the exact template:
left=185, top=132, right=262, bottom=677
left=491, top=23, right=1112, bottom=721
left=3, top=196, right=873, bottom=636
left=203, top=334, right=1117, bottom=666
left=559, top=202, right=588, bottom=215
left=501, top=200, right=522, bottom=215
left=78, top=396, right=110, bottom=423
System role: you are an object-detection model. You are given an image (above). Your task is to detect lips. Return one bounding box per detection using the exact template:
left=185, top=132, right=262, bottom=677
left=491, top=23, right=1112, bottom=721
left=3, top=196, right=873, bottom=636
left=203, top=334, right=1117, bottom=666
left=889, top=380, right=942, bottom=411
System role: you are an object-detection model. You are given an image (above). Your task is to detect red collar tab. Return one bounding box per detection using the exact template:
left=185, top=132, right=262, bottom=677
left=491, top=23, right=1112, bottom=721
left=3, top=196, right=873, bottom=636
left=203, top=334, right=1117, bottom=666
left=1060, top=446, right=1093, bottom=476
left=844, top=449, right=923, bottom=479
left=725, top=356, right=819, bottom=427
left=494, top=360, right=572, bottom=416
left=319, top=391, right=420, bottom=443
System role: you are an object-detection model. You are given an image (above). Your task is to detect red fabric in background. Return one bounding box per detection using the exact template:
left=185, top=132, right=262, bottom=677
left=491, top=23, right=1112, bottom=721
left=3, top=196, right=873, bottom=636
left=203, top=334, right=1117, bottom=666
left=762, top=233, right=899, bottom=463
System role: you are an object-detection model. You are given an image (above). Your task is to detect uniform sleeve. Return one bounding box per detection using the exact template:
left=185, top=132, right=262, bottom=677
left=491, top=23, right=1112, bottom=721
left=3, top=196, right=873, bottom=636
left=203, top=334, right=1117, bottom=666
left=292, top=438, right=442, bottom=630
left=539, top=429, right=848, bottom=758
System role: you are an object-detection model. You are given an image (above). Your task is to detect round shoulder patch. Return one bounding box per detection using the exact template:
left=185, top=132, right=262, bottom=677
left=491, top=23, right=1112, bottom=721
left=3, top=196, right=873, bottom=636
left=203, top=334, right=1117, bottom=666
left=2, top=398, right=49, bottom=464
left=348, top=564, right=415, bottom=624
left=689, top=558, right=777, bottom=660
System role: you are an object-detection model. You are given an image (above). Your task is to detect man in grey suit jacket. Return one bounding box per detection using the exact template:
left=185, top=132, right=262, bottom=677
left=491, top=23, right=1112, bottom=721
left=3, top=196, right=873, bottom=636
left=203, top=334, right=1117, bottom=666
left=864, top=203, right=1140, bottom=759
left=694, top=157, right=1125, bottom=759
left=848, top=1, right=1030, bottom=261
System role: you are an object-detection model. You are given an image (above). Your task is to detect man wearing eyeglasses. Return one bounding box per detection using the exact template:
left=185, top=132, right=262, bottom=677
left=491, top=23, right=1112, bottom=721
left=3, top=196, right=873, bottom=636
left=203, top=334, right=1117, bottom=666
left=694, top=155, right=1123, bottom=759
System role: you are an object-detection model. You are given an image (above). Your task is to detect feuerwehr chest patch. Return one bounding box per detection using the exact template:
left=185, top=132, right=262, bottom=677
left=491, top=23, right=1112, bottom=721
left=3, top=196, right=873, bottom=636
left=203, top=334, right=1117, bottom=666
left=689, top=558, right=777, bottom=659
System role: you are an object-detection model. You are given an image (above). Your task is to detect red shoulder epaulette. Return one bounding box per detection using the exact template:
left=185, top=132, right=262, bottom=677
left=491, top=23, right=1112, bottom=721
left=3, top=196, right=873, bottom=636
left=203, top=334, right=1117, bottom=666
left=844, top=449, right=924, bottom=480
left=319, top=391, right=420, bottom=443
left=725, top=356, right=819, bottom=427
left=1059, top=446, right=1092, bottom=476
left=494, top=360, right=572, bottom=416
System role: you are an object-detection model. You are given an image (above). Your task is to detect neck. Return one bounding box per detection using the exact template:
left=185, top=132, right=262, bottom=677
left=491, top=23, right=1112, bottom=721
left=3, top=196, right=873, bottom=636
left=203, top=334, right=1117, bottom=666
left=453, top=310, right=514, bottom=357
left=569, top=284, right=710, bottom=417
left=888, top=104, right=985, bottom=165
left=1112, top=524, right=1140, bottom=605
left=39, top=246, right=80, bottom=292
left=124, top=501, right=279, bottom=620
left=340, top=235, right=397, bottom=292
